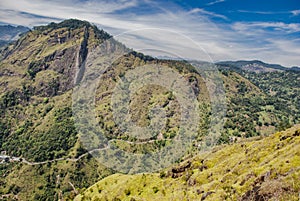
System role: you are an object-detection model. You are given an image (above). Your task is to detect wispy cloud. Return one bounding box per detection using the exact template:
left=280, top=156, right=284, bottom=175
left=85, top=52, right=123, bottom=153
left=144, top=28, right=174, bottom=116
left=237, top=10, right=283, bottom=15
left=237, top=9, right=300, bottom=18
left=0, top=0, right=145, bottom=28
left=291, top=9, right=300, bottom=16
left=232, top=22, right=300, bottom=34
left=206, top=0, right=225, bottom=6
left=0, top=9, right=62, bottom=26
left=1, top=0, right=139, bottom=14
left=188, top=8, right=228, bottom=20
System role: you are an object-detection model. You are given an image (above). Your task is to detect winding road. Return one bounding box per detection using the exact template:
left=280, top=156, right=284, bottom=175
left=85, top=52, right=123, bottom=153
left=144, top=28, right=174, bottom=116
left=0, top=138, right=177, bottom=166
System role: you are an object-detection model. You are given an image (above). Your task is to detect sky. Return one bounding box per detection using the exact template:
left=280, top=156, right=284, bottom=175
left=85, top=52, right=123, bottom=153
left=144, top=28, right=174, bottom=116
left=0, top=0, right=299, bottom=66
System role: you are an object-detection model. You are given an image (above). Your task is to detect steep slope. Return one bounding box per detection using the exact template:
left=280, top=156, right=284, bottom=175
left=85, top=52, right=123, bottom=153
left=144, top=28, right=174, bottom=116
left=76, top=125, right=300, bottom=201
left=218, top=64, right=300, bottom=140
left=0, top=19, right=114, bottom=200
left=239, top=70, right=300, bottom=125
left=217, top=69, right=300, bottom=145
left=0, top=19, right=111, bottom=161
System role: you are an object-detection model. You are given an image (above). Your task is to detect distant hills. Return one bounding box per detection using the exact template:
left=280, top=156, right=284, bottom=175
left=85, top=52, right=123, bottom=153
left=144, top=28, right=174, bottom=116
left=0, top=25, right=29, bottom=47
left=216, top=60, right=300, bottom=73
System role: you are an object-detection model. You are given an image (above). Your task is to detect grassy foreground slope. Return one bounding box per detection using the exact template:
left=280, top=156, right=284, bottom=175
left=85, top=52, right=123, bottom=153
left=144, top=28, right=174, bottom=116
left=76, top=125, right=300, bottom=201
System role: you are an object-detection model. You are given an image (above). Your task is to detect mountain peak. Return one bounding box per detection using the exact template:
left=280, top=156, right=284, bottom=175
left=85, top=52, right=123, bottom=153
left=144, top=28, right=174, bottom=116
left=32, top=19, right=111, bottom=41
left=34, top=19, right=92, bottom=31
left=0, top=19, right=113, bottom=96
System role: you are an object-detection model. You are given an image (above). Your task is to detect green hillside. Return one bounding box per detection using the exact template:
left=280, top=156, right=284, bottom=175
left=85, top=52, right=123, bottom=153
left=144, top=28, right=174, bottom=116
left=0, top=19, right=115, bottom=200
left=76, top=125, right=300, bottom=201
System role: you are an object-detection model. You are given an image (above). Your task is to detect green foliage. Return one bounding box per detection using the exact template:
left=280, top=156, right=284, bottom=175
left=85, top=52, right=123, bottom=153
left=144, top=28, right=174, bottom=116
left=241, top=70, right=300, bottom=126
left=219, top=69, right=299, bottom=142
left=1, top=106, right=77, bottom=162
left=0, top=90, right=19, bottom=108
left=34, top=19, right=91, bottom=31
left=152, top=186, right=159, bottom=193
left=33, top=19, right=111, bottom=41
left=27, top=60, right=45, bottom=78
left=0, top=121, right=10, bottom=147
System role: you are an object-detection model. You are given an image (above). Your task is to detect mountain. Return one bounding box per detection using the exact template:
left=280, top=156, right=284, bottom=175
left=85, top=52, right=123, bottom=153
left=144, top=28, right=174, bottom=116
left=75, top=124, right=300, bottom=201
left=0, top=19, right=114, bottom=200
left=216, top=60, right=300, bottom=73
left=0, top=25, right=29, bottom=48
left=0, top=19, right=299, bottom=200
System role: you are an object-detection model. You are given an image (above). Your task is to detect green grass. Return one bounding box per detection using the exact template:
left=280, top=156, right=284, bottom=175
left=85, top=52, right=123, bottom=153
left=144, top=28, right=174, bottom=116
left=76, top=125, right=300, bottom=201
left=0, top=155, right=113, bottom=200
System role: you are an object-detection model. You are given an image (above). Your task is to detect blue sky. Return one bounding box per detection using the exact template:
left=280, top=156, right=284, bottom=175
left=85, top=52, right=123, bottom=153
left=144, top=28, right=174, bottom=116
left=0, top=0, right=299, bottom=66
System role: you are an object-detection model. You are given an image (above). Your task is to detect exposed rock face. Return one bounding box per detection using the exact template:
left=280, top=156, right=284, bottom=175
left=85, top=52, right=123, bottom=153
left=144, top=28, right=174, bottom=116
left=0, top=19, right=113, bottom=161
left=0, top=19, right=111, bottom=97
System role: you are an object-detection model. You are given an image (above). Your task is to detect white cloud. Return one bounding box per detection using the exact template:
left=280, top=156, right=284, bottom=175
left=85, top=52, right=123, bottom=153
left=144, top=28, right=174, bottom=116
left=0, top=9, right=61, bottom=26
left=237, top=10, right=279, bottom=15
left=237, top=9, right=300, bottom=17
left=206, top=0, right=225, bottom=6
left=1, top=0, right=138, bottom=15
left=0, top=1, right=153, bottom=32
left=291, top=9, right=300, bottom=16
left=188, top=8, right=228, bottom=20
left=232, top=22, right=300, bottom=34
left=249, top=39, right=300, bottom=67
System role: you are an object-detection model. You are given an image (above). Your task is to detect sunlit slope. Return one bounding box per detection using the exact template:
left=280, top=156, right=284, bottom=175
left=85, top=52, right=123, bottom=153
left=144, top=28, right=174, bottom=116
left=76, top=125, right=300, bottom=201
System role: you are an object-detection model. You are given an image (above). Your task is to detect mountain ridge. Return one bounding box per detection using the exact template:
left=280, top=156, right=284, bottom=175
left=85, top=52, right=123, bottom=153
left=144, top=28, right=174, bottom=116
left=216, top=60, right=300, bottom=73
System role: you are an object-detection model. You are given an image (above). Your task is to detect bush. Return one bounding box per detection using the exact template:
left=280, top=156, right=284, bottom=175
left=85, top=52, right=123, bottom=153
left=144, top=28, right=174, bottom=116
left=124, top=189, right=131, bottom=196
left=153, top=186, right=159, bottom=193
